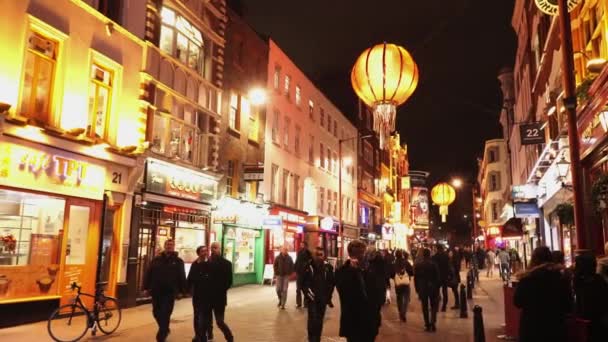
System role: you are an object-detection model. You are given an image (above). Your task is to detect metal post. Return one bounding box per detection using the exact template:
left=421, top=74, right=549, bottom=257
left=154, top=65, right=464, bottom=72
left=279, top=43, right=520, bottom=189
left=472, top=187, right=478, bottom=242
left=558, top=0, right=587, bottom=250
left=460, top=284, right=469, bottom=318
left=338, top=139, right=343, bottom=259
left=473, top=305, right=486, bottom=342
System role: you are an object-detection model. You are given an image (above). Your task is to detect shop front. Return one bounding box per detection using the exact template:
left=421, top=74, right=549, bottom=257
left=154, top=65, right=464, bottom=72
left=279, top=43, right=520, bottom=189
left=127, top=158, right=217, bottom=305
left=305, top=216, right=338, bottom=261
left=342, top=224, right=360, bottom=254
left=212, top=197, right=268, bottom=286
left=266, top=205, right=307, bottom=263
left=0, top=138, right=114, bottom=326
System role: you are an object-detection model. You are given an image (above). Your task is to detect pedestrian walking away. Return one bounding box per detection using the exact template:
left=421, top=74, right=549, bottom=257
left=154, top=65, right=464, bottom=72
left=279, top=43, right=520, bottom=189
left=273, top=246, right=295, bottom=309
left=295, top=241, right=313, bottom=308
left=205, top=242, right=234, bottom=342
left=414, top=248, right=440, bottom=332
left=335, top=240, right=377, bottom=342
left=497, top=248, right=511, bottom=282
left=514, top=246, right=571, bottom=342
left=393, top=250, right=414, bottom=322
left=187, top=245, right=212, bottom=342
left=302, top=246, right=335, bottom=342
left=143, top=239, right=187, bottom=342
left=431, top=244, right=451, bottom=312
left=447, top=249, right=461, bottom=310
left=486, top=248, right=496, bottom=278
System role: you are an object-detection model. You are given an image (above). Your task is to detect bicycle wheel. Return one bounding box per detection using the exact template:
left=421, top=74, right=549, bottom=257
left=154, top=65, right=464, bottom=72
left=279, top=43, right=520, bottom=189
left=96, top=297, right=121, bottom=335
left=47, top=304, right=89, bottom=342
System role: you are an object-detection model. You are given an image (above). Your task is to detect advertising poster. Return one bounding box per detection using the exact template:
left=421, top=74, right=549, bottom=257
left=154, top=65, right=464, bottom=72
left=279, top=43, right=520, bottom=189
left=410, top=187, right=429, bottom=229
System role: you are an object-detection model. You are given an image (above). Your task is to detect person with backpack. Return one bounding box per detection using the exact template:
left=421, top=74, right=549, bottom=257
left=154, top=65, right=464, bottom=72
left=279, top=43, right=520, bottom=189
left=393, top=250, right=414, bottom=322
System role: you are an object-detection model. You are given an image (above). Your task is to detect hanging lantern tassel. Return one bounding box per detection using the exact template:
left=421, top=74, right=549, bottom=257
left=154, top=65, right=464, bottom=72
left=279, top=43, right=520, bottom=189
left=373, top=103, right=396, bottom=149
left=440, top=205, right=448, bottom=222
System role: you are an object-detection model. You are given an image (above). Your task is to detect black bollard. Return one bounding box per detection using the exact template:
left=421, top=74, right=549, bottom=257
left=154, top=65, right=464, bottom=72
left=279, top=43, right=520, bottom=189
left=467, top=273, right=474, bottom=300
left=459, top=284, right=468, bottom=318
left=473, top=305, right=486, bottom=342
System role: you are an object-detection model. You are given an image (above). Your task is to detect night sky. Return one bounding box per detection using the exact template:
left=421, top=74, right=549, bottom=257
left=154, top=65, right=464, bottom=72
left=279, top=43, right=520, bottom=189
left=233, top=0, right=517, bottom=241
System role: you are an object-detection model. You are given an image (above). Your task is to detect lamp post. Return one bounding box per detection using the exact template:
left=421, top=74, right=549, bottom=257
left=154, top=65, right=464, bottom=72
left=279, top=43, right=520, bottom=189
left=338, top=134, right=372, bottom=258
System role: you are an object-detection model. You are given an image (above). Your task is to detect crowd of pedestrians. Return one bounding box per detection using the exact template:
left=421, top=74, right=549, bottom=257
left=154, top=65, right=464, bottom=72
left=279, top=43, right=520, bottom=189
left=142, top=238, right=608, bottom=342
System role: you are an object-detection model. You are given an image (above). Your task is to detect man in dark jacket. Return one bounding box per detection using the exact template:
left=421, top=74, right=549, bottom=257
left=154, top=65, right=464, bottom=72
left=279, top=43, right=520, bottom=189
left=431, top=244, right=451, bottom=311
left=143, top=239, right=187, bottom=342
left=414, top=248, right=440, bottom=332
left=188, top=245, right=211, bottom=342
left=273, top=246, right=295, bottom=309
left=206, top=241, right=234, bottom=342
left=335, top=240, right=376, bottom=342
left=303, top=246, right=335, bottom=342
left=295, top=241, right=312, bottom=308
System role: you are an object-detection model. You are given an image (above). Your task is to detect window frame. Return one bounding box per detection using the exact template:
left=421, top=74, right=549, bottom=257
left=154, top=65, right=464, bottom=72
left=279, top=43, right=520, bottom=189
left=159, top=6, right=205, bottom=74
left=295, top=85, right=301, bottom=106
left=87, top=62, right=114, bottom=140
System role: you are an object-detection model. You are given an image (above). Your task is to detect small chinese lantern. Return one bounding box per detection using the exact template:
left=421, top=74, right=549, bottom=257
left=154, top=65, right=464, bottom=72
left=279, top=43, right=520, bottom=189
left=431, top=183, right=456, bottom=222
left=351, top=42, right=419, bottom=149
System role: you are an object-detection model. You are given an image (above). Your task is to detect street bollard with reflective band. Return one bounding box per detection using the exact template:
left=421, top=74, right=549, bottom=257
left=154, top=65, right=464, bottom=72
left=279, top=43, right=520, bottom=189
left=467, top=272, right=474, bottom=300
left=460, top=284, right=468, bottom=318
left=473, top=305, right=486, bottom=342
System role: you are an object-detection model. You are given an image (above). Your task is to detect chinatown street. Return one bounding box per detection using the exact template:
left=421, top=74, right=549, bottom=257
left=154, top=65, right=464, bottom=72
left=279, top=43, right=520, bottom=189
left=0, top=275, right=507, bottom=342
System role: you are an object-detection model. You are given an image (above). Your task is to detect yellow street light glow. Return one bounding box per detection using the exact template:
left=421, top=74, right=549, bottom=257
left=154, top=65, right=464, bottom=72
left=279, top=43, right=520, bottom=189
left=451, top=178, right=463, bottom=188
left=343, top=157, right=353, bottom=166
left=249, top=87, right=267, bottom=106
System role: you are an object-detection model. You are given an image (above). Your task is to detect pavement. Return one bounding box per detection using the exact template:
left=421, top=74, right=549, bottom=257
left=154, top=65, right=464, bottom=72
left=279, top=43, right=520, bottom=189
left=0, top=273, right=508, bottom=342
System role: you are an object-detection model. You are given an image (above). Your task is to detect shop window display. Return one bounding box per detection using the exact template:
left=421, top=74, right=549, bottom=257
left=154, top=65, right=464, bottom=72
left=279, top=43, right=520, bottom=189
left=224, top=228, right=257, bottom=274
left=0, top=190, right=65, bottom=300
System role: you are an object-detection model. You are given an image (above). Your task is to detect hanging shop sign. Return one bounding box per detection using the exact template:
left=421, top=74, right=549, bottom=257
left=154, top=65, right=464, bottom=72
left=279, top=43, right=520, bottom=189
left=519, top=123, right=545, bottom=145
left=410, top=186, right=429, bottom=229
left=0, top=141, right=106, bottom=200
left=511, top=184, right=538, bottom=201
left=514, top=202, right=541, bottom=218
left=579, top=110, right=608, bottom=158
left=145, top=158, right=217, bottom=203
left=382, top=224, right=394, bottom=240
left=320, top=217, right=337, bottom=231
left=534, top=0, right=580, bottom=16
left=243, top=165, right=264, bottom=181
left=262, top=215, right=283, bottom=229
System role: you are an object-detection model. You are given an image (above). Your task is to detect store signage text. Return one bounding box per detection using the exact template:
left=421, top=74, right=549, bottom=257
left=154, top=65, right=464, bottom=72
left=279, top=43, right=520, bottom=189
left=511, top=184, right=538, bottom=201
left=534, top=0, right=579, bottom=16
left=579, top=111, right=608, bottom=157
left=0, top=142, right=105, bottom=199
left=262, top=215, right=283, bottom=229
left=519, top=123, right=545, bottom=145
left=145, top=158, right=217, bottom=203
left=214, top=215, right=237, bottom=224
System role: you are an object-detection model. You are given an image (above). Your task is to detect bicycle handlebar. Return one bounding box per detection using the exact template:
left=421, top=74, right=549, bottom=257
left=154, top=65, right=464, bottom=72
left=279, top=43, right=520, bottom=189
left=71, top=282, right=81, bottom=292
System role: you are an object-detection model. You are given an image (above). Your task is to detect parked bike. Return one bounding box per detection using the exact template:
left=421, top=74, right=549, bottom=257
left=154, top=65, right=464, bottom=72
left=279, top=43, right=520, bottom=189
left=47, top=282, right=121, bottom=342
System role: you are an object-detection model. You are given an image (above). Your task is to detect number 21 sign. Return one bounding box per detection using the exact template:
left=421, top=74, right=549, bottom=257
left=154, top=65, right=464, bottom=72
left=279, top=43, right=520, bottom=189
left=519, top=123, right=545, bottom=145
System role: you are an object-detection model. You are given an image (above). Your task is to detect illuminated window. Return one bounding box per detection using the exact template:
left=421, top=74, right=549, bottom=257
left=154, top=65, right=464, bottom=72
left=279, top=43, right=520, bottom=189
left=319, top=187, right=325, bottom=214
left=160, top=7, right=204, bottom=73
left=150, top=98, right=198, bottom=163
left=295, top=85, right=301, bottom=106
left=308, top=135, right=314, bottom=163
left=229, top=92, right=240, bottom=131
left=333, top=191, right=338, bottom=216
left=226, top=160, right=235, bottom=195
left=327, top=188, right=332, bottom=214
left=284, top=117, right=290, bottom=150
left=327, top=147, right=331, bottom=171
left=489, top=172, right=501, bottom=191
left=272, top=110, right=280, bottom=143
left=320, top=143, right=325, bottom=168
left=327, top=115, right=332, bottom=132
left=273, top=65, right=281, bottom=90
left=248, top=105, right=258, bottom=142
left=271, top=164, right=279, bottom=202
left=20, top=31, right=58, bottom=125
left=309, top=100, right=314, bottom=120
left=284, top=75, right=291, bottom=98
left=293, top=174, right=300, bottom=208
left=282, top=169, right=290, bottom=204
left=87, top=63, right=113, bottom=139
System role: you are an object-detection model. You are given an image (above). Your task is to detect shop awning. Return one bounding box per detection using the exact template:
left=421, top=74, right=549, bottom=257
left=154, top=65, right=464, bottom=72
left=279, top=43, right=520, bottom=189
left=143, top=192, right=212, bottom=212
left=502, top=217, right=524, bottom=238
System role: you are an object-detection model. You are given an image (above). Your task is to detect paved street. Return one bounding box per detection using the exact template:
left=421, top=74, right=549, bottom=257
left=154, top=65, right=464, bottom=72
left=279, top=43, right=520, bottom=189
left=0, top=274, right=508, bottom=342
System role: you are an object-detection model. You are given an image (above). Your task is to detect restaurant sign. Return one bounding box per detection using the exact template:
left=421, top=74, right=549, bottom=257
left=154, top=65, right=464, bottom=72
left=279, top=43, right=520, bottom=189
left=534, top=0, right=580, bottom=16
left=145, top=158, right=217, bottom=203
left=0, top=141, right=105, bottom=199
left=579, top=110, right=608, bottom=158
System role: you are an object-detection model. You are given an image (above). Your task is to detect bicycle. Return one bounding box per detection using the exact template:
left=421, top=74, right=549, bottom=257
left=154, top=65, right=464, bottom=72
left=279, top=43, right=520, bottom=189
left=47, top=282, right=122, bottom=342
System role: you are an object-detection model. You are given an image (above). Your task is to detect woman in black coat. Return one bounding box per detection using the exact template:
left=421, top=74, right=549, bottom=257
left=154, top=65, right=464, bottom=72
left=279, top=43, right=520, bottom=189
left=514, top=246, right=571, bottom=342
left=393, top=250, right=414, bottom=322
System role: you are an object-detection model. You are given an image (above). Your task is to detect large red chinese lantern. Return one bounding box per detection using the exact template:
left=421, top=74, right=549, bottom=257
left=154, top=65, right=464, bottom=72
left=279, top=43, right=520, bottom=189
left=351, top=42, right=419, bottom=149
left=431, top=183, right=456, bottom=222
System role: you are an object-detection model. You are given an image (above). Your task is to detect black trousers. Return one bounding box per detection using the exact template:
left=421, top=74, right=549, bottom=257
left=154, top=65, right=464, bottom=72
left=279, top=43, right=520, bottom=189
left=450, top=284, right=460, bottom=308
left=296, top=276, right=304, bottom=307
left=193, top=302, right=209, bottom=342
left=152, top=294, right=175, bottom=341
left=395, top=285, right=410, bottom=319
left=346, top=336, right=375, bottom=342
left=440, top=283, right=449, bottom=309
left=307, top=301, right=327, bottom=342
left=419, top=292, right=439, bottom=327
left=207, top=303, right=233, bottom=341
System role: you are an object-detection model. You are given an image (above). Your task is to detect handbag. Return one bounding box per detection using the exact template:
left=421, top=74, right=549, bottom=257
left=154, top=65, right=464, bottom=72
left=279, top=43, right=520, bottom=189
left=394, top=272, right=410, bottom=286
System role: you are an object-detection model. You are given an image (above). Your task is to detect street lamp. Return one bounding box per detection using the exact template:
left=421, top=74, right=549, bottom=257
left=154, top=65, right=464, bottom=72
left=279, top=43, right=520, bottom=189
left=248, top=87, right=267, bottom=106
left=452, top=178, right=463, bottom=189
left=338, top=134, right=373, bottom=258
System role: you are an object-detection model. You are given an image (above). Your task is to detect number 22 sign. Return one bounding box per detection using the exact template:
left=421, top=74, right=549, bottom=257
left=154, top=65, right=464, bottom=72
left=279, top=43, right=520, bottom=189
left=519, top=123, right=545, bottom=145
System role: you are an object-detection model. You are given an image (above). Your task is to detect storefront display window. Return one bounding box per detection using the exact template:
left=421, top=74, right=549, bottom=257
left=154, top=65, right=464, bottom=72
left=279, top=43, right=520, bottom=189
left=224, top=227, right=257, bottom=274
left=66, top=206, right=90, bottom=265
left=0, top=189, right=65, bottom=300
left=175, top=221, right=206, bottom=274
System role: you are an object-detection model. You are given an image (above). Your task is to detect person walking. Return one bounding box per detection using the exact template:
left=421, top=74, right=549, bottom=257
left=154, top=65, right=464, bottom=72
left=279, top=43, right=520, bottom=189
left=497, top=248, right=511, bottom=282
left=295, top=241, right=312, bottom=308
left=335, top=240, right=377, bottom=342
left=302, top=246, right=335, bottom=342
left=143, top=239, right=187, bottom=342
left=366, top=247, right=387, bottom=337
left=486, top=248, right=496, bottom=278
left=273, top=246, right=295, bottom=309
left=431, top=244, right=451, bottom=312
left=414, top=248, right=440, bottom=332
left=573, top=253, right=608, bottom=342
left=393, top=250, right=414, bottom=322
left=206, top=242, right=234, bottom=342
left=188, top=246, right=211, bottom=342
left=447, top=249, right=460, bottom=310
left=514, top=246, right=571, bottom=342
